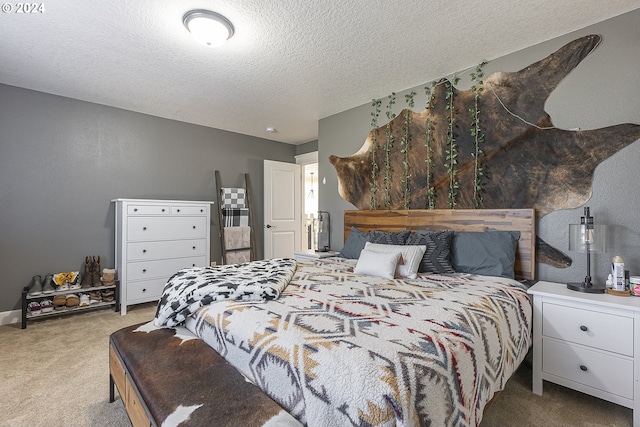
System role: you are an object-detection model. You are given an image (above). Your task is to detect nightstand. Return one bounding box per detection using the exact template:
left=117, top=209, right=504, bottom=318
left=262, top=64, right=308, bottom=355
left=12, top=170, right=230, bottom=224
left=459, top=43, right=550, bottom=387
left=293, top=249, right=338, bottom=262
left=528, top=281, right=640, bottom=426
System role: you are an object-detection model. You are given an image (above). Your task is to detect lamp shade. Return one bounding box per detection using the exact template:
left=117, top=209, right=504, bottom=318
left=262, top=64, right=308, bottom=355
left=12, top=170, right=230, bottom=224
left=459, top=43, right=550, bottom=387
left=568, top=223, right=606, bottom=253
left=183, top=10, right=234, bottom=47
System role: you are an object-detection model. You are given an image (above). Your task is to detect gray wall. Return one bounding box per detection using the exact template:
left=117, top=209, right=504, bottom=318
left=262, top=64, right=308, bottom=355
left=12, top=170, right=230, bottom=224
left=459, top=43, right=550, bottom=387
left=296, top=140, right=318, bottom=156
left=0, top=84, right=296, bottom=312
left=319, top=9, right=640, bottom=286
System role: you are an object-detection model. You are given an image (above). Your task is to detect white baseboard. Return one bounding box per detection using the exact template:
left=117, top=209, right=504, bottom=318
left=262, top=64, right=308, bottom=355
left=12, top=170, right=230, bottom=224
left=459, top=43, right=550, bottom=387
left=0, top=310, right=21, bottom=326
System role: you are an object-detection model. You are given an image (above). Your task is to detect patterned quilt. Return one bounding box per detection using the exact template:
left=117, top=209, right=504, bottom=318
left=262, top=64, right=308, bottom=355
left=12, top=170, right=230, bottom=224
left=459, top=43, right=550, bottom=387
left=185, top=257, right=532, bottom=427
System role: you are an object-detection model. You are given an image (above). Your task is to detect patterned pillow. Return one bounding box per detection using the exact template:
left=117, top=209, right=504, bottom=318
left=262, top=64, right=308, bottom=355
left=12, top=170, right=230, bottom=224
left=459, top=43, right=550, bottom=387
left=370, top=230, right=411, bottom=245
left=405, top=230, right=455, bottom=274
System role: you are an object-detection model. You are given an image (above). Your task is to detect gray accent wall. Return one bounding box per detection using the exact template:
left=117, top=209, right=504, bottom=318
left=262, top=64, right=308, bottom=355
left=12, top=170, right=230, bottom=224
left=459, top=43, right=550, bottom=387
left=319, top=9, right=640, bottom=287
left=0, top=84, right=296, bottom=312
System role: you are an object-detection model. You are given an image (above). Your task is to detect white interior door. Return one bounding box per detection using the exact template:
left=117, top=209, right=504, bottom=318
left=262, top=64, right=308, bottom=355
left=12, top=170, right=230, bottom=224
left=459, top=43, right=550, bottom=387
left=264, top=160, right=301, bottom=258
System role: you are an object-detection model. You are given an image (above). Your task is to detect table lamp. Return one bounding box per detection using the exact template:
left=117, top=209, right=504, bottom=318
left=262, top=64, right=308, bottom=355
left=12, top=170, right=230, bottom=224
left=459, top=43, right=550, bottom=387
left=567, top=207, right=606, bottom=293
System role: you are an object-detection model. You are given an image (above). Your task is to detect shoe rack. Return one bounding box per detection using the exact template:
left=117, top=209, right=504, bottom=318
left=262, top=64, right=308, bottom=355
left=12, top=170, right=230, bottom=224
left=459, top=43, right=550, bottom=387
left=21, top=282, right=119, bottom=329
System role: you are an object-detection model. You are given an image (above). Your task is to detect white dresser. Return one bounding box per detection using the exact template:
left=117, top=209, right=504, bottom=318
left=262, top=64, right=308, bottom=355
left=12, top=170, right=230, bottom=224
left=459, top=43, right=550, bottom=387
left=528, top=281, right=640, bottom=426
left=113, top=198, right=211, bottom=314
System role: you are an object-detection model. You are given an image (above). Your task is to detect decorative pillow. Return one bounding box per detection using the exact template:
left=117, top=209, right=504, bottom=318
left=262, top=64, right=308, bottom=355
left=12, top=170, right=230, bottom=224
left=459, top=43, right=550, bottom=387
left=354, top=250, right=401, bottom=279
left=370, top=230, right=411, bottom=245
left=363, top=242, right=426, bottom=279
left=339, top=227, right=372, bottom=259
left=406, top=230, right=455, bottom=274
left=451, top=231, right=520, bottom=278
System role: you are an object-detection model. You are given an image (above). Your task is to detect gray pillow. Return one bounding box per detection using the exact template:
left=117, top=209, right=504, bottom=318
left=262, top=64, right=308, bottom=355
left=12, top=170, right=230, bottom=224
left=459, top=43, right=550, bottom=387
left=339, top=228, right=411, bottom=259
left=451, top=231, right=520, bottom=278
left=339, top=227, right=372, bottom=259
left=406, top=230, right=455, bottom=274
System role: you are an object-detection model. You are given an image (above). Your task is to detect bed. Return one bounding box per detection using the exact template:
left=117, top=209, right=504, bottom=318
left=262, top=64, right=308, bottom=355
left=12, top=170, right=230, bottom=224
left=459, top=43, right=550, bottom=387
left=109, top=208, right=535, bottom=427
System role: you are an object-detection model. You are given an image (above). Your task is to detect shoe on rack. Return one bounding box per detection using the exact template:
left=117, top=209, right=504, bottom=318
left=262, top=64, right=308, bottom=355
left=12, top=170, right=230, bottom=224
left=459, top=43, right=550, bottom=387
left=78, top=293, right=90, bottom=307
left=80, top=257, right=93, bottom=289
left=66, top=294, right=80, bottom=308
left=42, top=274, right=56, bottom=294
left=27, top=301, right=42, bottom=316
left=101, top=289, right=115, bottom=302
left=40, top=299, right=53, bottom=313
left=91, top=256, right=102, bottom=286
left=101, top=268, right=116, bottom=286
left=28, top=275, right=43, bottom=296
left=52, top=294, right=67, bottom=310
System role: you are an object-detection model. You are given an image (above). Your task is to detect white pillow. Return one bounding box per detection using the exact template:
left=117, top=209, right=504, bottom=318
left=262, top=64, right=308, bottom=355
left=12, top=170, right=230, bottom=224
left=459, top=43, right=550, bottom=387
left=364, top=242, right=426, bottom=279
left=354, top=250, right=401, bottom=279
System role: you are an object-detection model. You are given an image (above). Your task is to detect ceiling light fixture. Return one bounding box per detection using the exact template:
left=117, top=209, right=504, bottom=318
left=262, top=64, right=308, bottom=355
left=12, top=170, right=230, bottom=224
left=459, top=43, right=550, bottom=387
left=183, top=9, right=234, bottom=47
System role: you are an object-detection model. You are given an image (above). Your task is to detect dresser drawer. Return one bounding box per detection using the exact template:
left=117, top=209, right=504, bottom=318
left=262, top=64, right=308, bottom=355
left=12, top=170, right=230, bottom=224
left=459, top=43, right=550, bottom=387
left=543, top=338, right=633, bottom=399
left=127, top=239, right=207, bottom=261
left=126, top=278, right=168, bottom=301
left=171, top=205, right=208, bottom=215
left=542, top=302, right=634, bottom=356
left=126, top=256, right=207, bottom=281
left=127, top=204, right=170, bottom=215
left=127, top=216, right=208, bottom=241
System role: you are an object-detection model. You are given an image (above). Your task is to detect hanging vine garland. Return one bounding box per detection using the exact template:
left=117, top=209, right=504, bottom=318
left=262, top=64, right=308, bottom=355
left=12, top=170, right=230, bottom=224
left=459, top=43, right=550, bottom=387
left=401, top=91, right=416, bottom=209
left=469, top=61, right=487, bottom=208
left=423, top=82, right=437, bottom=209
left=444, top=77, right=460, bottom=208
left=369, top=99, right=382, bottom=209
left=383, top=93, right=396, bottom=210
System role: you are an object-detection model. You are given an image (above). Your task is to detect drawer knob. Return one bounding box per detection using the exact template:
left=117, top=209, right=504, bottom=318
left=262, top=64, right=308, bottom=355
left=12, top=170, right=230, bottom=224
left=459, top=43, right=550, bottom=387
left=143, top=227, right=147, bottom=231
left=177, top=209, right=181, bottom=212
left=192, top=264, right=196, bottom=267
left=579, top=365, right=588, bottom=372
left=142, top=269, right=147, bottom=273
left=200, top=209, right=203, bottom=212
left=162, top=208, right=165, bottom=212
left=134, top=208, right=138, bottom=212
left=192, top=246, right=196, bottom=250
left=142, top=288, right=146, bottom=293
left=193, top=226, right=196, bottom=229
left=579, top=325, right=588, bottom=332
left=142, top=249, right=147, bottom=253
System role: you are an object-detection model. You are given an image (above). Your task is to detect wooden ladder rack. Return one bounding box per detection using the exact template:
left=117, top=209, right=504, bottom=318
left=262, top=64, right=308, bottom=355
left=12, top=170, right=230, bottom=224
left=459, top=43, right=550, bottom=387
left=215, top=170, right=256, bottom=264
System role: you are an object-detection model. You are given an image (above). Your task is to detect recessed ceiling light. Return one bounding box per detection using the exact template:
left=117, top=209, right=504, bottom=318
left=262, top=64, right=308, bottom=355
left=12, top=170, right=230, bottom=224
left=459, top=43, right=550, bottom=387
left=183, top=10, right=234, bottom=47
left=266, top=127, right=277, bottom=133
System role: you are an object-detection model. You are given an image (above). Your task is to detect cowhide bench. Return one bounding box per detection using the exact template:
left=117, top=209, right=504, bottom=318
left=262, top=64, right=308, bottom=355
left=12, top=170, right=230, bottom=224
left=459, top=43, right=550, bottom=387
left=109, top=322, right=301, bottom=427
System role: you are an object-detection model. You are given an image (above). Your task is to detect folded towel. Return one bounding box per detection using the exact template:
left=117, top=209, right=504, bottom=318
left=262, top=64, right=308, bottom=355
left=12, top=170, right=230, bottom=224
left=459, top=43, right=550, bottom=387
left=226, top=249, right=251, bottom=264
left=222, top=208, right=249, bottom=226
left=224, top=226, right=251, bottom=250
left=221, top=188, right=246, bottom=209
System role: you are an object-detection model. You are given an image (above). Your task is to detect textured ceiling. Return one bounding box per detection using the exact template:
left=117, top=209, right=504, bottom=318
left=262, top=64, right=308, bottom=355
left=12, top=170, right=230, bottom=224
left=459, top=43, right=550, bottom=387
left=1, top=1, right=639, bottom=144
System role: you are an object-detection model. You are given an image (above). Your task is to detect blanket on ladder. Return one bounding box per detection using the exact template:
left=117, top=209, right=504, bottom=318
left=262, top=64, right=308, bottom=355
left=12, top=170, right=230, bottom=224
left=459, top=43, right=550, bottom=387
left=154, top=258, right=297, bottom=327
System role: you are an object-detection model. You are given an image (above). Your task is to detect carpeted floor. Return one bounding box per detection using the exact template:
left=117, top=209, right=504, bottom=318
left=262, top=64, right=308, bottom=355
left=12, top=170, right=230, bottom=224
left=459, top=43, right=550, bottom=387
left=0, top=303, right=633, bottom=427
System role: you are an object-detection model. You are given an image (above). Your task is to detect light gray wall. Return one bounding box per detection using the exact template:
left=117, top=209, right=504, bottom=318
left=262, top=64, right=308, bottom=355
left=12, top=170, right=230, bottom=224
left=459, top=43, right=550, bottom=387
left=0, top=84, right=296, bottom=312
left=319, top=9, right=640, bottom=286
left=296, top=140, right=318, bottom=155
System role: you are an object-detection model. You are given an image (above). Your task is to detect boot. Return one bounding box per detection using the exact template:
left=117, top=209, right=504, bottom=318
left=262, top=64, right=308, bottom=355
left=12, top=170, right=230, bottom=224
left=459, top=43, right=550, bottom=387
left=101, top=268, right=116, bottom=286
left=28, top=275, right=43, bottom=296
left=80, top=256, right=93, bottom=288
left=92, top=256, right=102, bottom=286
left=42, top=273, right=56, bottom=294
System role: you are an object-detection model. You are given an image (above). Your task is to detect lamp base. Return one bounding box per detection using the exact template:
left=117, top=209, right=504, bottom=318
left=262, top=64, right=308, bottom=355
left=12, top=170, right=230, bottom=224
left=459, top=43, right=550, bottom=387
left=567, top=282, right=606, bottom=293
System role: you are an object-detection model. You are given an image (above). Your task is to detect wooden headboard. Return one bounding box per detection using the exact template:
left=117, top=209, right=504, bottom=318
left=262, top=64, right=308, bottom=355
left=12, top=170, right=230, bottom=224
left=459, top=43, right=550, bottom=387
left=344, top=209, right=536, bottom=281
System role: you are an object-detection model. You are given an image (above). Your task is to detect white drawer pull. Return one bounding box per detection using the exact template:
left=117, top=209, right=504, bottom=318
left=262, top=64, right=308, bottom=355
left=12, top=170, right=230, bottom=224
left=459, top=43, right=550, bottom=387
left=580, top=365, right=588, bottom=372
left=580, top=325, right=588, bottom=332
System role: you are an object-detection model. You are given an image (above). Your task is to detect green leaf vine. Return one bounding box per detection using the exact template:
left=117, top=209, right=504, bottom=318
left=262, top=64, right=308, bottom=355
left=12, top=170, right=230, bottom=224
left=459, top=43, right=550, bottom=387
left=401, top=91, right=416, bottom=209
left=423, top=82, right=437, bottom=209
left=444, top=77, right=460, bottom=208
left=383, top=92, right=396, bottom=209
left=470, top=61, right=487, bottom=208
left=369, top=99, right=382, bottom=209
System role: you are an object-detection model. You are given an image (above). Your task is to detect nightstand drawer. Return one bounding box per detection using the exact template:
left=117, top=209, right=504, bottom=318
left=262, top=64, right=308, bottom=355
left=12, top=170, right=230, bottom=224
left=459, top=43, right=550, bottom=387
left=543, top=338, right=633, bottom=399
left=543, top=302, right=634, bottom=356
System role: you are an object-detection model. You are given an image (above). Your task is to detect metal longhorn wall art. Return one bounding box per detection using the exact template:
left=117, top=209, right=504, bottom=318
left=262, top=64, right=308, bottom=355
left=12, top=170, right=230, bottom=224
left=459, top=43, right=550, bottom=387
left=329, top=35, right=640, bottom=268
